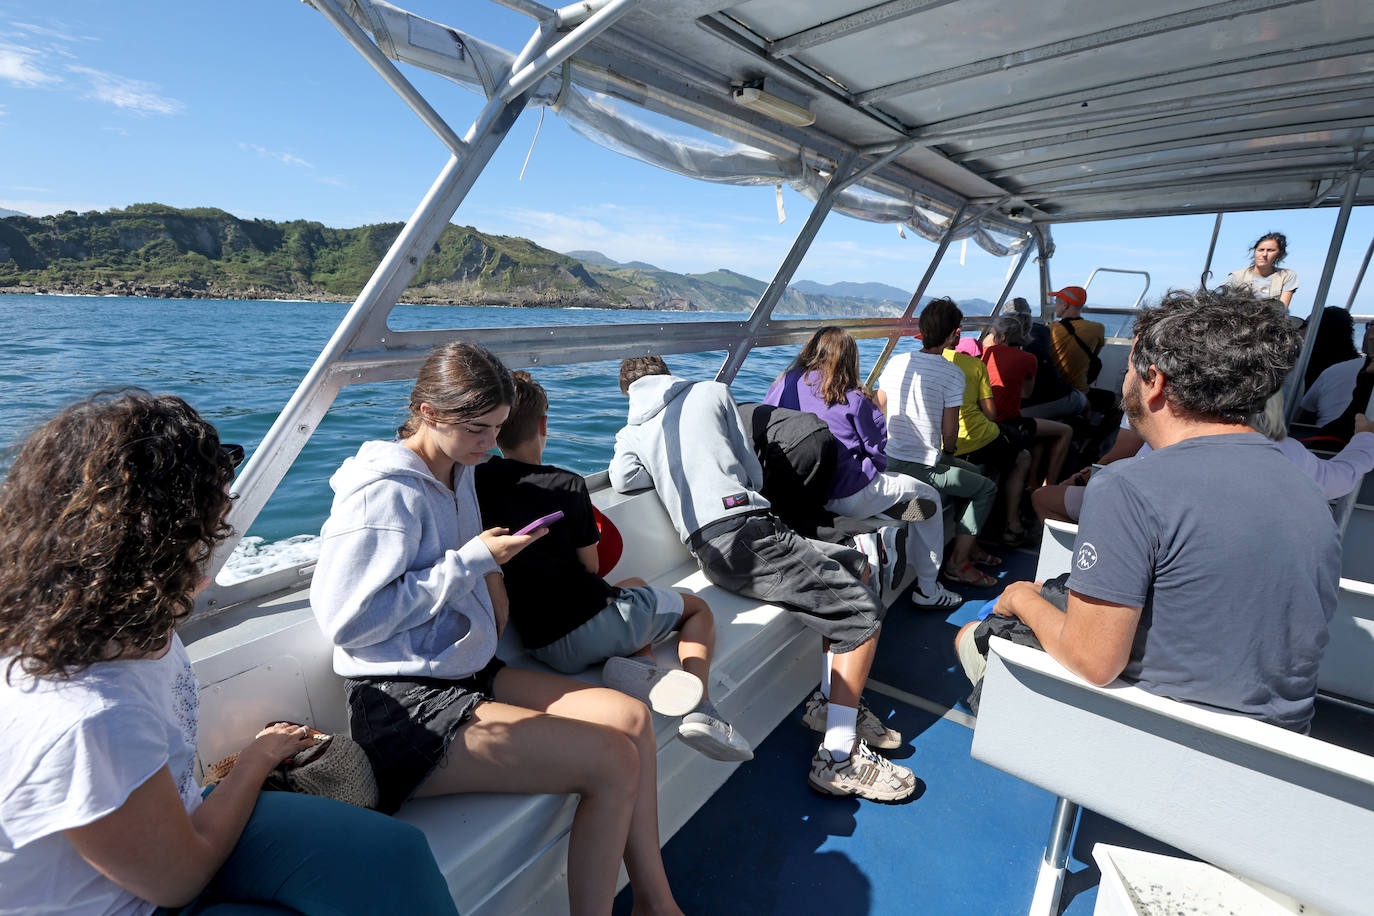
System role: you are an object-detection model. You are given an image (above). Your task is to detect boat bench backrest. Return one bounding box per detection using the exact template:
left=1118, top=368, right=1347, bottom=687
left=972, top=637, right=1374, bottom=916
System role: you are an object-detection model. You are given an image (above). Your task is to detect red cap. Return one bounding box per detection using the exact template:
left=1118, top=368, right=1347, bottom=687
left=1050, top=286, right=1087, bottom=308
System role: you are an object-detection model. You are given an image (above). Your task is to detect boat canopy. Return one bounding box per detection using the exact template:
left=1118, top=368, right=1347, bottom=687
left=339, top=0, right=1374, bottom=229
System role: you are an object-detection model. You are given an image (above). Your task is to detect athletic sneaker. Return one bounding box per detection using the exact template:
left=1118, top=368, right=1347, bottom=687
left=678, top=712, right=754, bottom=762
left=602, top=657, right=704, bottom=716
left=909, top=582, right=964, bottom=611
left=808, top=741, right=917, bottom=802
left=800, top=690, right=903, bottom=750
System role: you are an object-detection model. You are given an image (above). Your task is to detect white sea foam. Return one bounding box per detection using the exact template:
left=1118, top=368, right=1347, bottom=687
left=220, top=534, right=321, bottom=584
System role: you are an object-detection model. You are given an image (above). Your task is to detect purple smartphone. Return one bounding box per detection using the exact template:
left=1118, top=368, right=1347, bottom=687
left=514, top=510, right=564, bottom=536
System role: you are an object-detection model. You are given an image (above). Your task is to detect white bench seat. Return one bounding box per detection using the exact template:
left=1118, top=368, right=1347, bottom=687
left=972, top=637, right=1374, bottom=916
left=184, top=485, right=867, bottom=915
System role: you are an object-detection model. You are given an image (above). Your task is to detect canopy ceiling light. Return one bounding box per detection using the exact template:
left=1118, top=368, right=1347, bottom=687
left=732, top=84, right=815, bottom=127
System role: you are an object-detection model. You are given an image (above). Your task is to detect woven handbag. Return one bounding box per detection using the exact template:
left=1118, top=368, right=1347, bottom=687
left=205, top=723, right=379, bottom=810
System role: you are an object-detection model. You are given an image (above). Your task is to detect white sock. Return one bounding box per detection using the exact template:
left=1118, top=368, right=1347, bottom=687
left=820, top=650, right=834, bottom=699
left=823, top=704, right=858, bottom=761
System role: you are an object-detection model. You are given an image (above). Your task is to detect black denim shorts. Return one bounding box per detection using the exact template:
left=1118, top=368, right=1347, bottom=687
left=345, top=657, right=505, bottom=814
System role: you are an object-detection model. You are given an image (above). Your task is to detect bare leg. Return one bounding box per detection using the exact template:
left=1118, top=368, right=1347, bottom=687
left=492, top=667, right=683, bottom=916
left=1035, top=419, right=1073, bottom=489
left=413, top=698, right=637, bottom=915
left=829, top=631, right=878, bottom=712
left=1031, top=485, right=1076, bottom=523
left=950, top=532, right=977, bottom=568
left=1003, top=449, right=1032, bottom=533
left=675, top=593, right=714, bottom=700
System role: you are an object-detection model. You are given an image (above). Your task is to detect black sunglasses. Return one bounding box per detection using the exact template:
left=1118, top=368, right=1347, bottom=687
left=221, top=443, right=245, bottom=468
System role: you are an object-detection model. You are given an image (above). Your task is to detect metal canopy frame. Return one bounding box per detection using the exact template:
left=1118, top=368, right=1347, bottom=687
left=202, top=0, right=1374, bottom=613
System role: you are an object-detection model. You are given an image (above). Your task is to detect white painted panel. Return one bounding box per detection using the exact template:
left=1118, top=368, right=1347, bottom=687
left=1035, top=520, right=1078, bottom=582
left=197, top=655, right=314, bottom=771
left=1320, top=581, right=1374, bottom=704
left=972, top=640, right=1374, bottom=916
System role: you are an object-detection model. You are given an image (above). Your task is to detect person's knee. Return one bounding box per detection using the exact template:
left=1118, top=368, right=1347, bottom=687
left=954, top=620, right=977, bottom=652
left=577, top=724, right=641, bottom=797
left=680, top=592, right=710, bottom=622
left=1031, top=486, right=1063, bottom=521
left=616, top=576, right=648, bottom=588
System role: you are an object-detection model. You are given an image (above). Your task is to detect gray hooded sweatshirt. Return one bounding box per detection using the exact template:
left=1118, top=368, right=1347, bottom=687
left=609, top=375, right=770, bottom=543
left=310, top=440, right=500, bottom=679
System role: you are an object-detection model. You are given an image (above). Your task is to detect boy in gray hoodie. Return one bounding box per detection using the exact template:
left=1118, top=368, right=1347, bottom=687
left=610, top=357, right=917, bottom=803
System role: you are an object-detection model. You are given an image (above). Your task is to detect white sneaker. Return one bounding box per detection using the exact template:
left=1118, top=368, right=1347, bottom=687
left=909, top=582, right=964, bottom=611
left=800, top=690, right=903, bottom=750
left=678, top=712, right=753, bottom=762
left=601, top=657, right=703, bottom=716
left=808, top=741, right=917, bottom=802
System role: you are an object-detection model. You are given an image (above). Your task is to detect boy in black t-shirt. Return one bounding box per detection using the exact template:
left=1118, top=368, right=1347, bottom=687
left=474, top=371, right=751, bottom=762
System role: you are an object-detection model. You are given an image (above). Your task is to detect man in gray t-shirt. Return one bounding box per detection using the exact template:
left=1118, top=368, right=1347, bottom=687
left=961, top=287, right=1338, bottom=731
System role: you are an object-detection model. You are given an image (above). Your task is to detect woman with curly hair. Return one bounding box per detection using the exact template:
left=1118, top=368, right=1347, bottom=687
left=0, top=390, right=456, bottom=916
left=1227, top=231, right=1298, bottom=308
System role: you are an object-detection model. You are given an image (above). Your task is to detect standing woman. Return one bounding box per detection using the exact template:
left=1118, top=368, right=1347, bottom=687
left=0, top=391, right=457, bottom=916
left=1227, top=231, right=1298, bottom=308
left=765, top=327, right=961, bottom=610
left=310, top=341, right=683, bottom=916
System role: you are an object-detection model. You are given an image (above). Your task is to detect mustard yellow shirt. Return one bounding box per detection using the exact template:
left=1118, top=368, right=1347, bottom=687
left=943, top=349, right=1000, bottom=455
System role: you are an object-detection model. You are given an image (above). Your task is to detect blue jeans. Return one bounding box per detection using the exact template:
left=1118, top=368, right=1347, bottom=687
left=159, top=790, right=457, bottom=915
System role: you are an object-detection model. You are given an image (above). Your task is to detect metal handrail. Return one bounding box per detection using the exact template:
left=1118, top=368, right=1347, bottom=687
left=1085, top=267, right=1151, bottom=310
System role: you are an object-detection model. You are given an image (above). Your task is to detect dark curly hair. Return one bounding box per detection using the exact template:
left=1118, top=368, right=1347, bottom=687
left=619, top=356, right=670, bottom=394
left=0, top=390, right=236, bottom=680
left=1130, top=287, right=1301, bottom=423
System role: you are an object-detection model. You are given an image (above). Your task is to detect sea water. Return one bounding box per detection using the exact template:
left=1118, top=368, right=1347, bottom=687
left=1, top=293, right=896, bottom=582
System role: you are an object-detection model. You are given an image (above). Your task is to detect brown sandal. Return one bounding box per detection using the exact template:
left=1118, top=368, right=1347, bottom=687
left=941, top=562, right=997, bottom=588
left=969, top=546, right=1004, bottom=568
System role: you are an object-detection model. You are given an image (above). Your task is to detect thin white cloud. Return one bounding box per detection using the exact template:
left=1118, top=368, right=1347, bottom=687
left=0, top=43, right=58, bottom=86
left=10, top=21, right=97, bottom=43
left=317, top=175, right=349, bottom=188
left=8, top=185, right=50, bottom=193
left=239, top=142, right=314, bottom=169
left=69, top=65, right=183, bottom=115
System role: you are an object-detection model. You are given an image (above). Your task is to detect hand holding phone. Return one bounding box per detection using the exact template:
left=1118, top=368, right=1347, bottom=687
left=514, top=510, right=564, bottom=536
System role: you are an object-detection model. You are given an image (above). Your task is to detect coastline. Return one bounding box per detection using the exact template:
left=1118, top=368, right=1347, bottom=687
left=0, top=282, right=701, bottom=310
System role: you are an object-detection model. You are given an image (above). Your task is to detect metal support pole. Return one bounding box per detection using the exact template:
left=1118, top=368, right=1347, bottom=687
left=1201, top=212, right=1223, bottom=287
left=1346, top=235, right=1374, bottom=312
left=716, top=152, right=859, bottom=384
left=989, top=238, right=1036, bottom=319
left=500, top=0, right=638, bottom=101
left=1037, top=228, right=1054, bottom=322
left=1027, top=797, right=1081, bottom=916
left=864, top=203, right=967, bottom=389
left=311, top=0, right=469, bottom=156
left=1284, top=173, right=1362, bottom=421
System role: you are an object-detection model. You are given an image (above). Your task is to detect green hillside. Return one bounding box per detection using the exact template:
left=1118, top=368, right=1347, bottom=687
left=0, top=204, right=901, bottom=316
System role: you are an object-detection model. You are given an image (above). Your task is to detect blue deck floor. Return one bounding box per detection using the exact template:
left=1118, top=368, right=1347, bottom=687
left=616, top=543, right=1374, bottom=915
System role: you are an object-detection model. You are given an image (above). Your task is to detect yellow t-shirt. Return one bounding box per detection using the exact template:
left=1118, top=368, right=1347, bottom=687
left=1049, top=317, right=1106, bottom=393
left=942, top=349, right=1000, bottom=455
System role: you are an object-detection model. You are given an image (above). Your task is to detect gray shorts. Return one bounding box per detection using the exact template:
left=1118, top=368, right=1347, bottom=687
left=693, top=515, right=883, bottom=653
left=531, top=586, right=686, bottom=674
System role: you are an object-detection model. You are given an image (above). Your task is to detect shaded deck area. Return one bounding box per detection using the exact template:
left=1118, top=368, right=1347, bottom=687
left=620, top=546, right=1374, bottom=915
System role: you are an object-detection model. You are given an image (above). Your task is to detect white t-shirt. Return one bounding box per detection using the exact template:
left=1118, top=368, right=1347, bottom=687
left=877, top=349, right=966, bottom=466
left=0, top=634, right=202, bottom=916
left=1226, top=266, right=1298, bottom=303
left=1300, top=355, right=1365, bottom=426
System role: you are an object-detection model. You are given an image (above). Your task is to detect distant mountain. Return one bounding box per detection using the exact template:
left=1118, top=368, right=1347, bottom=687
left=0, top=207, right=27, bottom=219
left=791, top=279, right=910, bottom=303
left=566, top=249, right=662, bottom=272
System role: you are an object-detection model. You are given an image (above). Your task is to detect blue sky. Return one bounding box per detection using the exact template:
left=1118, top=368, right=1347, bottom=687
left=3, top=0, right=1373, bottom=312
